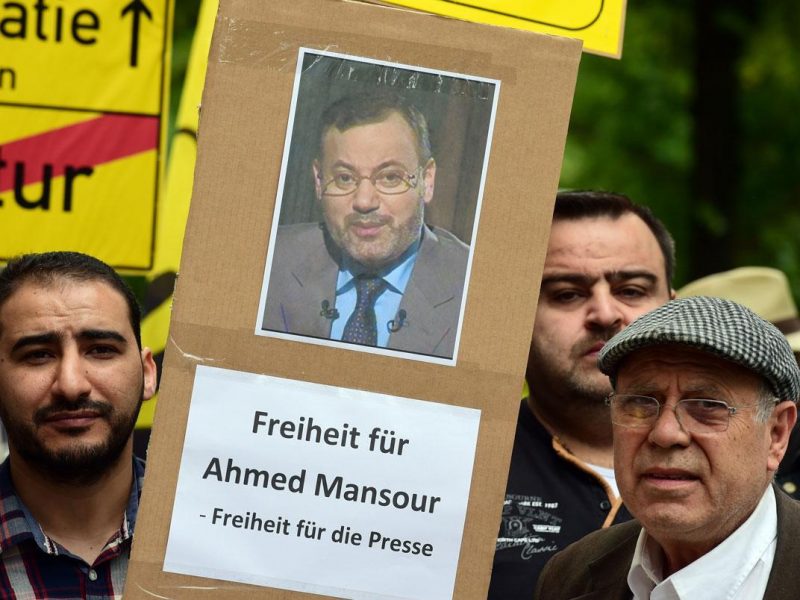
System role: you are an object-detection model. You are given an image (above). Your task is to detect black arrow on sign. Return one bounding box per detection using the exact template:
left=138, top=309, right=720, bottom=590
left=121, top=0, right=153, bottom=68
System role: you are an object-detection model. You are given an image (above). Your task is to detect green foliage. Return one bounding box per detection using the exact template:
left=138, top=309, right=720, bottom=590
left=561, top=1, right=800, bottom=303
left=737, top=3, right=800, bottom=298
left=561, top=2, right=694, bottom=284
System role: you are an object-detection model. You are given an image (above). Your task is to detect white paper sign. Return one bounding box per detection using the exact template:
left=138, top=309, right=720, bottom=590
left=163, top=366, right=481, bottom=599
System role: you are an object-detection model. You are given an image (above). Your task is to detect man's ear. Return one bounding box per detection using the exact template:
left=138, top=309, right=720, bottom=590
left=421, top=158, right=436, bottom=205
left=767, top=401, right=797, bottom=472
left=312, top=159, right=323, bottom=201
left=669, top=288, right=677, bottom=300
left=141, top=347, right=158, bottom=401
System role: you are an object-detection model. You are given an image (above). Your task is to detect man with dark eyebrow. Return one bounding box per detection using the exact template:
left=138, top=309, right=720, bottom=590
left=12, top=330, right=127, bottom=353
left=488, top=191, right=676, bottom=598
left=0, top=251, right=157, bottom=598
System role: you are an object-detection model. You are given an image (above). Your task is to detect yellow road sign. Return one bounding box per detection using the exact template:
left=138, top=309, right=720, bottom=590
left=0, top=0, right=171, bottom=270
left=381, top=0, right=627, bottom=58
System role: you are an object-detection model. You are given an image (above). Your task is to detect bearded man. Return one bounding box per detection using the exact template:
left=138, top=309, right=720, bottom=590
left=489, top=191, right=676, bottom=597
left=0, top=251, right=156, bottom=596
left=261, top=91, right=468, bottom=359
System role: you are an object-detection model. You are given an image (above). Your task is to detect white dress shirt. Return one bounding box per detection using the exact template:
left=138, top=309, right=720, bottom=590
left=627, top=486, right=777, bottom=600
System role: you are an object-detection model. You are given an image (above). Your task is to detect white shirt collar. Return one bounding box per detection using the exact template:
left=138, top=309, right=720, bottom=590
left=628, top=486, right=777, bottom=600
left=584, top=461, right=619, bottom=498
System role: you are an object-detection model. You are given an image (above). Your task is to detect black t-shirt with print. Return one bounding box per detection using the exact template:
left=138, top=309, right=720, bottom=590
left=488, top=401, right=632, bottom=599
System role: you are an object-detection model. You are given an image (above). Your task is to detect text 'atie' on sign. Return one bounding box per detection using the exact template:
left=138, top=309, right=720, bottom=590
left=0, top=0, right=171, bottom=271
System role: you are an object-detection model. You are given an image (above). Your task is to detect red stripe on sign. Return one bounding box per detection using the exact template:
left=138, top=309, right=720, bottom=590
left=0, top=114, right=158, bottom=192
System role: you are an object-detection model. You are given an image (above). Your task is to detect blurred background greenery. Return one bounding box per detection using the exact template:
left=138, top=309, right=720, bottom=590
left=168, top=0, right=800, bottom=296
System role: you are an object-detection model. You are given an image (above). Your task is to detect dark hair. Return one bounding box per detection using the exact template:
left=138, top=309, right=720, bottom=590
left=0, top=252, right=143, bottom=349
left=317, top=91, right=433, bottom=164
left=554, top=190, right=676, bottom=285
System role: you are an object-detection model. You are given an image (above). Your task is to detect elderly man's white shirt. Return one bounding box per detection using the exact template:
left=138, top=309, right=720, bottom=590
left=627, top=486, right=777, bottom=600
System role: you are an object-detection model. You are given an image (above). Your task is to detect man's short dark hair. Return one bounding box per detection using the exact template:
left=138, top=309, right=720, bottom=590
left=554, top=190, right=676, bottom=285
left=0, top=252, right=143, bottom=349
left=317, top=91, right=433, bottom=164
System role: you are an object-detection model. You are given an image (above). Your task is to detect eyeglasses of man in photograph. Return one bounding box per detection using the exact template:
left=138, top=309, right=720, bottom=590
left=604, top=393, right=772, bottom=434
left=320, top=166, right=421, bottom=196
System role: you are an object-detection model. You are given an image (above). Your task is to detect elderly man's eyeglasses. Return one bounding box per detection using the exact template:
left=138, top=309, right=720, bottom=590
left=605, top=393, right=768, bottom=434
left=320, top=167, right=420, bottom=197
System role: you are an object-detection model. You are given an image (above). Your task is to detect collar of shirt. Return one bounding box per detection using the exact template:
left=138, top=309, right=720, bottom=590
left=628, top=485, right=777, bottom=600
left=0, top=456, right=146, bottom=564
left=331, top=234, right=421, bottom=346
left=584, top=462, right=619, bottom=498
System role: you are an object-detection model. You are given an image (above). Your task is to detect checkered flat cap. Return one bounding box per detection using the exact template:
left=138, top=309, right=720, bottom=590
left=598, top=296, right=800, bottom=401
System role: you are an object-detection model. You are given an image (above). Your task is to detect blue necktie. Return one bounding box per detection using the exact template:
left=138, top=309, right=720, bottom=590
left=342, top=276, right=387, bottom=346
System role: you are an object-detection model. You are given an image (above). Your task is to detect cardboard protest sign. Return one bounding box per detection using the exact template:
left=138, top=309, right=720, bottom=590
left=126, top=0, right=581, bottom=598
left=0, top=0, right=172, bottom=270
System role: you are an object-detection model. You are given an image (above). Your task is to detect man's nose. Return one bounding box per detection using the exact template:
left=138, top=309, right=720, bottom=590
left=52, top=352, right=92, bottom=400
left=585, top=291, right=625, bottom=331
left=351, top=178, right=381, bottom=213
left=648, top=403, right=692, bottom=448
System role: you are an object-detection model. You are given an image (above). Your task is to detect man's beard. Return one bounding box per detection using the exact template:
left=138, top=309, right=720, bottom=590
left=1, top=381, right=144, bottom=486
left=530, top=333, right=617, bottom=407
left=326, top=199, right=424, bottom=271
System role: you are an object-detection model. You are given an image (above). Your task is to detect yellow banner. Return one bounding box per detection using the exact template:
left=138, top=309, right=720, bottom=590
left=0, top=0, right=172, bottom=270
left=137, top=0, right=218, bottom=429
left=380, top=0, right=627, bottom=58
left=0, top=0, right=168, bottom=112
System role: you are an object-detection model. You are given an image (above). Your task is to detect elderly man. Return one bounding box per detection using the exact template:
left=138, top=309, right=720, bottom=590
left=0, top=252, right=157, bottom=596
left=262, top=91, right=468, bottom=359
left=535, top=296, right=800, bottom=600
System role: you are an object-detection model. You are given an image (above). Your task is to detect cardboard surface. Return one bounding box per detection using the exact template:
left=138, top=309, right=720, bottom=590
left=126, top=0, right=580, bottom=597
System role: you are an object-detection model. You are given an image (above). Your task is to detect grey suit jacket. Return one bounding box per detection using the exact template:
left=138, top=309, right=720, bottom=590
left=262, top=222, right=469, bottom=359
left=534, top=486, right=800, bottom=600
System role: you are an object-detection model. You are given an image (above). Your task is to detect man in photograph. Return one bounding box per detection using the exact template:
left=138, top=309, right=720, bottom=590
left=262, top=91, right=469, bottom=359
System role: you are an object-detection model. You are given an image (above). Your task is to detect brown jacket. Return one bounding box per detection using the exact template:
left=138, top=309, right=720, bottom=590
left=534, top=486, right=800, bottom=600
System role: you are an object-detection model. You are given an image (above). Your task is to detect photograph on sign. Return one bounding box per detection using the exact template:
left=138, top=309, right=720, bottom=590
left=163, top=365, right=481, bottom=600
left=256, top=49, right=499, bottom=365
